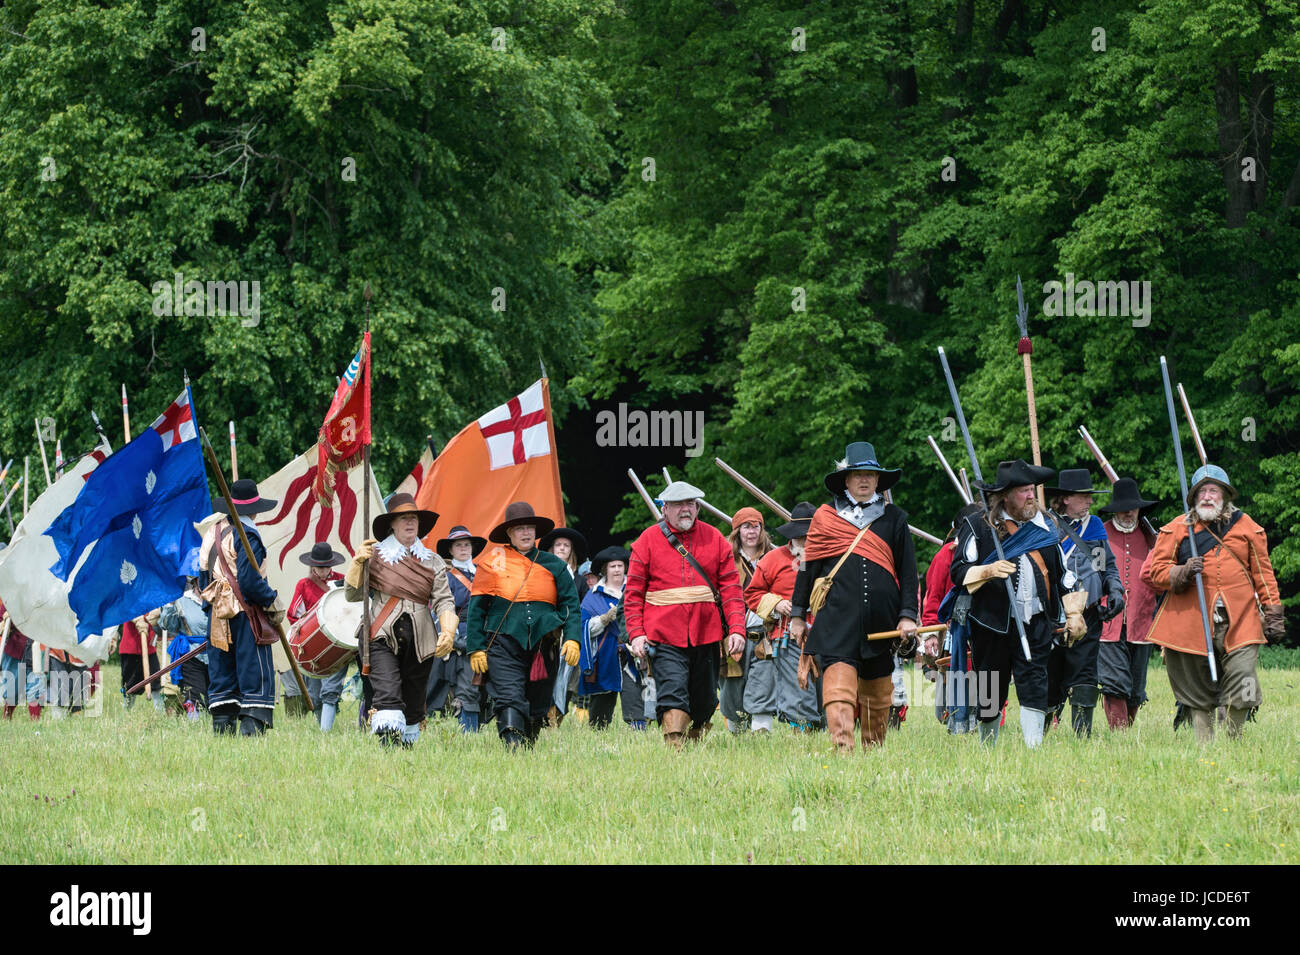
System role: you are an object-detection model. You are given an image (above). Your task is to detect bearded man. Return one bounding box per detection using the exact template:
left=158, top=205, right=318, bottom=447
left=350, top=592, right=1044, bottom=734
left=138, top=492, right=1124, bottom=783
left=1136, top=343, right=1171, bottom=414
left=949, top=460, right=1082, bottom=748
left=1141, top=465, right=1284, bottom=742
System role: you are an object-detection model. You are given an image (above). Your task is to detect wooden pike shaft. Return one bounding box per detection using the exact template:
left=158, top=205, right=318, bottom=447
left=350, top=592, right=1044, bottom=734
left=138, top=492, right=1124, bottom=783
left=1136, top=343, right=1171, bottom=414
left=1176, top=383, right=1208, bottom=466
left=35, top=418, right=52, bottom=487
left=628, top=469, right=662, bottom=521
left=0, top=478, right=21, bottom=519
left=126, top=640, right=209, bottom=695
left=867, top=624, right=947, bottom=641
left=927, top=435, right=972, bottom=504
left=199, top=427, right=312, bottom=706
left=228, top=420, right=239, bottom=481
left=140, top=618, right=153, bottom=700
left=714, top=457, right=791, bottom=521
left=361, top=445, right=371, bottom=676
left=1023, top=352, right=1045, bottom=510
left=1077, top=425, right=1158, bottom=538
left=121, top=383, right=131, bottom=444
left=959, top=467, right=973, bottom=502
left=23, top=457, right=29, bottom=515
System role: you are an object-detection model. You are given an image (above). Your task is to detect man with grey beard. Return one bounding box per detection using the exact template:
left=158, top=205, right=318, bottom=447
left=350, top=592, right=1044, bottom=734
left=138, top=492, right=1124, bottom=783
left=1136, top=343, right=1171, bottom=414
left=1141, top=465, right=1285, bottom=742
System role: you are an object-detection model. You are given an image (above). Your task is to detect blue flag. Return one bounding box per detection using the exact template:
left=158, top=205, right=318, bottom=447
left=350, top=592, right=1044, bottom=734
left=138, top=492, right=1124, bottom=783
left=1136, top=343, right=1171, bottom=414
left=44, top=390, right=208, bottom=640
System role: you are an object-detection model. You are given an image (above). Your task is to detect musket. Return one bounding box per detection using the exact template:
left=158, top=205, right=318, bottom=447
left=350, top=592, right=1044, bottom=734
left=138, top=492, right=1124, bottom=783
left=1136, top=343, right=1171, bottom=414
left=198, top=426, right=313, bottom=706
left=1015, top=276, right=1047, bottom=511
left=1176, top=383, right=1209, bottom=466
left=714, top=457, right=792, bottom=520
left=1077, top=425, right=1158, bottom=538
left=927, top=436, right=972, bottom=504
left=125, top=640, right=209, bottom=695
left=627, top=469, right=662, bottom=522
left=1160, top=357, right=1217, bottom=682
left=661, top=466, right=731, bottom=524
left=938, top=346, right=1033, bottom=662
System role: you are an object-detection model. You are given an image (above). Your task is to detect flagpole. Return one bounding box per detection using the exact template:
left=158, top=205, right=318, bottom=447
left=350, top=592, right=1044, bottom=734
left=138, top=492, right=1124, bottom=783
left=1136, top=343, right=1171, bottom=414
left=35, top=419, right=52, bottom=487
left=360, top=284, right=373, bottom=677
left=229, top=420, right=239, bottom=481
left=122, top=383, right=131, bottom=444
left=23, top=457, right=30, bottom=516
left=54, top=439, right=63, bottom=479
left=198, top=427, right=313, bottom=706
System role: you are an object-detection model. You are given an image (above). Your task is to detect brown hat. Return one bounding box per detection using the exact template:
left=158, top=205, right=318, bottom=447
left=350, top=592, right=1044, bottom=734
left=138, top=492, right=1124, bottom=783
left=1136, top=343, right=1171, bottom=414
left=373, top=493, right=438, bottom=540
left=489, top=501, right=555, bottom=543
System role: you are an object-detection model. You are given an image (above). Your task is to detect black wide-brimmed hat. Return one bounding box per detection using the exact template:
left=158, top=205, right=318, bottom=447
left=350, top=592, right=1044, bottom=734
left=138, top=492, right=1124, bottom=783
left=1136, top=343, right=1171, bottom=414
left=1046, top=468, right=1109, bottom=497
left=436, top=525, right=487, bottom=560
left=591, top=545, right=631, bottom=578
left=489, top=501, right=556, bottom=544
left=298, top=542, right=346, bottom=567
left=213, top=478, right=277, bottom=516
left=823, top=441, right=901, bottom=495
left=978, top=459, right=1056, bottom=493
left=539, top=526, right=587, bottom=561
left=775, top=501, right=817, bottom=540
left=372, top=493, right=439, bottom=540
left=1100, top=477, right=1159, bottom=514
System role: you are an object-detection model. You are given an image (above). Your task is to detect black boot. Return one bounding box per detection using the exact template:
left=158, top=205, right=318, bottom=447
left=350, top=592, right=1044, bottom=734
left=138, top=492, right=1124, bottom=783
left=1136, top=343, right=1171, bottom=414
left=1069, top=685, right=1098, bottom=738
left=377, top=729, right=402, bottom=747
left=498, top=708, right=529, bottom=749
left=1172, top=702, right=1190, bottom=732
left=239, top=715, right=266, bottom=736
left=212, top=706, right=239, bottom=735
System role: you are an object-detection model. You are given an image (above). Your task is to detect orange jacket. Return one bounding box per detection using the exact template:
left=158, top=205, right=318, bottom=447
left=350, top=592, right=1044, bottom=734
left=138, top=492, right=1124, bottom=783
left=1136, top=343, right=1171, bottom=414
left=1141, top=510, right=1278, bottom=655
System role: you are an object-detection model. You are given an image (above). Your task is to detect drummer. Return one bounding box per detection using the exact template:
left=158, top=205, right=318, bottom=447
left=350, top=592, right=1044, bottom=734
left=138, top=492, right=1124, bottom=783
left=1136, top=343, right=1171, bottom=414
left=288, top=543, right=347, bottom=732
left=344, top=494, right=458, bottom=747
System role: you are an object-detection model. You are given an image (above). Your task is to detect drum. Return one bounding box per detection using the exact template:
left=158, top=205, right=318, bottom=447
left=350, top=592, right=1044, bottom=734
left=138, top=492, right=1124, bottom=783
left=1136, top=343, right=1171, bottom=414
left=288, top=588, right=362, bottom=677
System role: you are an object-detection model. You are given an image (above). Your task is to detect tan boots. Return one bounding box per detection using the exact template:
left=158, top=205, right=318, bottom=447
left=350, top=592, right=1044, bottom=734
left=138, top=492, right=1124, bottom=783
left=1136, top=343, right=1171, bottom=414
left=662, top=708, right=690, bottom=749
left=823, top=663, right=858, bottom=751
left=858, top=675, right=892, bottom=748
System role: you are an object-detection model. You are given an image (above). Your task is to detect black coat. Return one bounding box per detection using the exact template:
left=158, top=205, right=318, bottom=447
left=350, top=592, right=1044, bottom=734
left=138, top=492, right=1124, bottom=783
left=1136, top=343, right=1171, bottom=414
left=949, top=513, right=1067, bottom=635
left=791, top=505, right=918, bottom=662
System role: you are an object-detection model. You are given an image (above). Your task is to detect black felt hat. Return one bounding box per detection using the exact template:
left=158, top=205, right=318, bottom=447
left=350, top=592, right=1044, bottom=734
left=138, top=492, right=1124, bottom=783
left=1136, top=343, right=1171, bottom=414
left=1099, top=477, right=1159, bottom=514
left=823, top=441, right=901, bottom=496
left=212, top=478, right=277, bottom=516
left=978, top=459, right=1056, bottom=493
left=774, top=501, right=817, bottom=540
left=298, top=542, right=346, bottom=567
left=436, top=525, right=487, bottom=560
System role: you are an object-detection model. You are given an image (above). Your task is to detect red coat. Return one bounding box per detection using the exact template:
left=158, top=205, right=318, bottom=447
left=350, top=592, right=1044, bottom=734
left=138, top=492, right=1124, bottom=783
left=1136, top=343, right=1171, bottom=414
left=288, top=572, right=344, bottom=623
left=118, top=619, right=157, bottom=656
left=1101, top=520, right=1156, bottom=644
left=744, top=545, right=802, bottom=628
left=922, top=541, right=956, bottom=626
left=624, top=520, right=747, bottom=647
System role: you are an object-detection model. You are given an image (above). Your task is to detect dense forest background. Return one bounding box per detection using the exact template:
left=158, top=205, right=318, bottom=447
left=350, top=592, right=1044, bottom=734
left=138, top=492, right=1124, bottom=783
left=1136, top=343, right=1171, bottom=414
left=3, top=1, right=1297, bottom=626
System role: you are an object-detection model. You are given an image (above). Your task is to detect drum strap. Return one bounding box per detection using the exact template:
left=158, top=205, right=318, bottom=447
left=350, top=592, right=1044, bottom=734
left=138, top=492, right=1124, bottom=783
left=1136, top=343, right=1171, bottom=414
left=368, top=596, right=401, bottom=641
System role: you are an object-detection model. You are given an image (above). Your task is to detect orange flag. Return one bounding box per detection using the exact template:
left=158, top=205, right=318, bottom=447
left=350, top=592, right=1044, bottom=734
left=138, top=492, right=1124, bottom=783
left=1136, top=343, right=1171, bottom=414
left=416, top=379, right=564, bottom=546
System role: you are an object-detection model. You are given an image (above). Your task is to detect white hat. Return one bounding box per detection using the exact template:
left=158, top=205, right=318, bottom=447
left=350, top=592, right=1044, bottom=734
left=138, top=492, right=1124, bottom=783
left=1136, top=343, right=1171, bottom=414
left=659, top=481, right=706, bottom=503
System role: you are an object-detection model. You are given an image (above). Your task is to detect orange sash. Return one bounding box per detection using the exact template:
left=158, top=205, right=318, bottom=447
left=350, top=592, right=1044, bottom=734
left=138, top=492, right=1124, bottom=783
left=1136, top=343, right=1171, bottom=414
left=803, top=505, right=898, bottom=584
left=472, top=545, right=558, bottom=604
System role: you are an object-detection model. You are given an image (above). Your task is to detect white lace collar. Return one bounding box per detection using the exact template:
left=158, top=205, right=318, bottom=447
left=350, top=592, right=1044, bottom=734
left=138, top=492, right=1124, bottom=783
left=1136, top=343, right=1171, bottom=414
left=375, top=534, right=434, bottom=565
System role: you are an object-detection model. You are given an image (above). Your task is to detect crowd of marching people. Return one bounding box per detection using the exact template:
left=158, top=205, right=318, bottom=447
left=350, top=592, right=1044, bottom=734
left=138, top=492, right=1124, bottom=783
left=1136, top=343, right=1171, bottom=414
left=0, top=438, right=1285, bottom=751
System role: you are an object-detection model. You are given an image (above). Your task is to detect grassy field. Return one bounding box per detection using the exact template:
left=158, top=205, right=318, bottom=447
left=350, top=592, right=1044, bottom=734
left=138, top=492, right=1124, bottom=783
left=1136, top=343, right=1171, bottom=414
left=3, top=657, right=1297, bottom=864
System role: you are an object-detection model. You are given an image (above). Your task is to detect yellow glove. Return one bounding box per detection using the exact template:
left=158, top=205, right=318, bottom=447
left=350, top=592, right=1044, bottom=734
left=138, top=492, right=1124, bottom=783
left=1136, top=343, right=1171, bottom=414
left=435, top=611, right=458, bottom=658
left=344, top=539, right=377, bottom=591
left=356, top=538, right=376, bottom=562
left=470, top=651, right=489, bottom=674
left=962, top=559, right=1016, bottom=593
left=562, top=640, right=581, bottom=667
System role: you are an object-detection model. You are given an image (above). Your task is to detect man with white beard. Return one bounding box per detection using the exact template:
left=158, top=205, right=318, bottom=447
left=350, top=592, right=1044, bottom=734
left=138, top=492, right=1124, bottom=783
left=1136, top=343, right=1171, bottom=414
left=1141, top=465, right=1285, bottom=742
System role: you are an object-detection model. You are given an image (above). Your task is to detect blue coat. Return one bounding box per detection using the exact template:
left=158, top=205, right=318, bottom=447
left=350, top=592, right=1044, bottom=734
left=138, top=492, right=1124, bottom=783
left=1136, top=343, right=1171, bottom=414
left=579, top=583, right=623, bottom=694
left=199, top=521, right=278, bottom=647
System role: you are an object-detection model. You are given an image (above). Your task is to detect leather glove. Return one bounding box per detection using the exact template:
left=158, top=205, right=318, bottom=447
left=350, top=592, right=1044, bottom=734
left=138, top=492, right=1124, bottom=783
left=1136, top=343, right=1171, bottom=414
left=562, top=640, right=581, bottom=667
left=962, top=559, right=1016, bottom=593
left=435, top=611, right=459, bottom=658
left=1101, top=582, right=1126, bottom=622
left=344, top=541, right=377, bottom=590
left=469, top=651, right=489, bottom=674
left=600, top=606, right=619, bottom=626
left=1062, top=589, right=1088, bottom=642
left=1263, top=604, right=1286, bottom=643
left=1167, top=555, right=1203, bottom=594
left=588, top=614, right=608, bottom=637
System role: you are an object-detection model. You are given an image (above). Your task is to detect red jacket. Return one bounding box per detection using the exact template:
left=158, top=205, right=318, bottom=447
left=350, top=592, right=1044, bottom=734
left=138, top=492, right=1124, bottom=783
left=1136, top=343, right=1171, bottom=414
left=1101, top=520, right=1156, bottom=644
left=744, top=545, right=802, bottom=629
left=624, top=520, right=747, bottom=647
left=922, top=541, right=956, bottom=626
left=118, top=619, right=157, bottom=656
left=288, top=572, right=344, bottom=623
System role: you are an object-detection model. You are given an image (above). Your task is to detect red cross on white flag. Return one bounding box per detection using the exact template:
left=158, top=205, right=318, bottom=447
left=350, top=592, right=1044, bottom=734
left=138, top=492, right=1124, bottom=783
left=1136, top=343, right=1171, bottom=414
left=477, top=380, right=550, bottom=470
left=149, top=390, right=196, bottom=451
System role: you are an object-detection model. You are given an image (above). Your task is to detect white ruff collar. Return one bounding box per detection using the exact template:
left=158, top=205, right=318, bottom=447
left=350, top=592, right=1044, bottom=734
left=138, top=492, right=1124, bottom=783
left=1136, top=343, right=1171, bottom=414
left=376, top=535, right=434, bottom=565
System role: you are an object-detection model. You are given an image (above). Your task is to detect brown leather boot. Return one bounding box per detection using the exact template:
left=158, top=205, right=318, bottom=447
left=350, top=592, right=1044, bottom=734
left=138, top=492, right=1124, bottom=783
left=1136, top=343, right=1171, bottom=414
left=661, top=708, right=689, bottom=749
left=687, top=720, right=711, bottom=742
left=1103, top=695, right=1128, bottom=730
left=822, top=663, right=859, bottom=751
left=2, top=705, right=14, bottom=720
left=858, top=675, right=893, bottom=748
